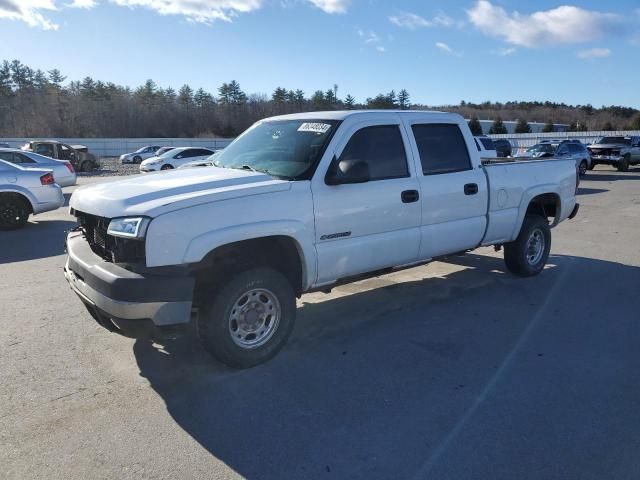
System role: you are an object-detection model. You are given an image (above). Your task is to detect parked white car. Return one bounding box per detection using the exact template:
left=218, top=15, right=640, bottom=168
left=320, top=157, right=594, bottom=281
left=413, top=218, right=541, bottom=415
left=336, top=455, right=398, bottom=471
left=65, top=110, right=579, bottom=368
left=0, top=148, right=76, bottom=187
left=0, top=159, right=64, bottom=229
left=120, top=146, right=162, bottom=164
left=139, top=147, right=215, bottom=172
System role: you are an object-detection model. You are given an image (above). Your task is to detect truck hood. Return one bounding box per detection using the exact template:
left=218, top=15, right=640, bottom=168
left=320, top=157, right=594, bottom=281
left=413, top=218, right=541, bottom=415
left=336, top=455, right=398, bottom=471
left=70, top=167, right=290, bottom=218
left=589, top=144, right=626, bottom=150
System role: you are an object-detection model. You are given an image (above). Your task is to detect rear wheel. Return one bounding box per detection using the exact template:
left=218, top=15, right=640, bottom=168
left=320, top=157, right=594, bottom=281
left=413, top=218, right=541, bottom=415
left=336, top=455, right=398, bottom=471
left=0, top=193, right=31, bottom=230
left=80, top=161, right=91, bottom=172
left=197, top=267, right=296, bottom=369
left=160, top=164, right=173, bottom=170
left=504, top=215, right=551, bottom=277
left=133, top=155, right=142, bottom=164
left=587, top=162, right=595, bottom=170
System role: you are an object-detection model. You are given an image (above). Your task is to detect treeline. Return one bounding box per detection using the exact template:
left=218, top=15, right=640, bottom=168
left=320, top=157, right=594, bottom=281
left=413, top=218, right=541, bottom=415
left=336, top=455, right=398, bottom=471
left=1, top=59, right=639, bottom=138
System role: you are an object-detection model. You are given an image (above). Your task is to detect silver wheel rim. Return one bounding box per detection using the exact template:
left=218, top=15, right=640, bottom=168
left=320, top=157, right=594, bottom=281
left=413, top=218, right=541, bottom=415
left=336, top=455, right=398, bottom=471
left=228, top=288, right=281, bottom=349
left=526, top=229, right=545, bottom=266
left=579, top=162, right=587, bottom=175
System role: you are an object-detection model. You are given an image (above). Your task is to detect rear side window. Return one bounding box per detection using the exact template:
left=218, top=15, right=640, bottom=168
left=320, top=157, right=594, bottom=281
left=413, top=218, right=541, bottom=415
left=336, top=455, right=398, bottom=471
left=568, top=144, right=584, bottom=153
left=0, top=151, right=14, bottom=162
left=35, top=143, right=54, bottom=157
left=15, top=153, right=36, bottom=163
left=412, top=124, right=472, bottom=175
left=339, top=125, right=409, bottom=181
left=479, top=137, right=495, bottom=150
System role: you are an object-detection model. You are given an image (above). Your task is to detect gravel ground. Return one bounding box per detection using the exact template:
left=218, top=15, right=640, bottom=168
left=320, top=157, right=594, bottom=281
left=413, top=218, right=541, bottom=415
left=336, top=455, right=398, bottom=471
left=78, top=157, right=140, bottom=177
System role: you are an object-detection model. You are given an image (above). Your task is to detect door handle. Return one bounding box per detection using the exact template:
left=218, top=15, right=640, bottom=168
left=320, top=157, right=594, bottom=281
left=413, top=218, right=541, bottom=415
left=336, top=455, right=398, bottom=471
left=401, top=190, right=420, bottom=203
left=464, top=183, right=478, bottom=195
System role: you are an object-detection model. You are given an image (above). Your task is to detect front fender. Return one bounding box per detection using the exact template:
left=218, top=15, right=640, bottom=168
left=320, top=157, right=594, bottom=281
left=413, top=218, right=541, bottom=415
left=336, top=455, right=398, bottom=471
left=183, top=220, right=316, bottom=290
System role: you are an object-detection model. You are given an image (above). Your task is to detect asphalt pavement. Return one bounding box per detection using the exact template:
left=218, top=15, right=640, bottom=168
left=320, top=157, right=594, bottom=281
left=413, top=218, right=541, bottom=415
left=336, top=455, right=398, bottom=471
left=1, top=168, right=639, bottom=480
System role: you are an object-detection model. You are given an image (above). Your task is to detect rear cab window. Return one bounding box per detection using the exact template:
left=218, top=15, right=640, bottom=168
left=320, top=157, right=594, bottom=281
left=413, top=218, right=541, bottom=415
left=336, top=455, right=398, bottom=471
left=412, top=124, right=472, bottom=175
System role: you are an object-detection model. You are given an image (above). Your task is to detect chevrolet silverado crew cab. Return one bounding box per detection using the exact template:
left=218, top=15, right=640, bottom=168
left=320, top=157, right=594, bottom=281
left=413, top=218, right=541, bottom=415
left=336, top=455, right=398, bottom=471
left=587, top=136, right=640, bottom=172
left=64, top=111, right=579, bottom=368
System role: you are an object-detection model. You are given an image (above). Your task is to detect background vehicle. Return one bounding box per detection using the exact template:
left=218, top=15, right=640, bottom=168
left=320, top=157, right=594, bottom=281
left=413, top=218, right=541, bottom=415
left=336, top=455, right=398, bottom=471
left=154, top=146, right=176, bottom=157
left=139, top=147, right=215, bottom=172
left=0, top=148, right=76, bottom=186
left=493, top=138, right=512, bottom=157
left=0, top=159, right=64, bottom=229
left=556, top=141, right=591, bottom=176
left=588, top=136, right=640, bottom=172
left=65, top=111, right=579, bottom=369
left=474, top=136, right=497, bottom=159
left=0, top=142, right=10, bottom=148
left=21, top=140, right=98, bottom=172
left=119, top=146, right=162, bottom=164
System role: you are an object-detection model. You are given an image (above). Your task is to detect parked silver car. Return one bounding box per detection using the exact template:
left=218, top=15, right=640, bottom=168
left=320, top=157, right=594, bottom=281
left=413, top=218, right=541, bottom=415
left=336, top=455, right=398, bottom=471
left=119, top=146, right=162, bottom=164
left=0, top=148, right=77, bottom=187
left=0, top=159, right=64, bottom=229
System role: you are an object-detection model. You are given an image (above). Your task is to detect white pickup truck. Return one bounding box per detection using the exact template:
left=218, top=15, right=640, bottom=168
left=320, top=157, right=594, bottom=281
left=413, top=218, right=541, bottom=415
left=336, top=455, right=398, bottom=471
left=64, top=111, right=579, bottom=368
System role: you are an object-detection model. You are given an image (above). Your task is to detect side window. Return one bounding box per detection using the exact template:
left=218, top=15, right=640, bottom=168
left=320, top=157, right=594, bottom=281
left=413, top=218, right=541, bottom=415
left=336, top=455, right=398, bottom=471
left=35, top=143, right=54, bottom=157
left=60, top=144, right=73, bottom=160
left=339, top=125, right=408, bottom=181
left=412, top=124, right=472, bottom=175
left=0, top=151, right=14, bottom=162
left=569, top=144, right=582, bottom=154
left=15, top=153, right=36, bottom=163
left=557, top=145, right=569, bottom=155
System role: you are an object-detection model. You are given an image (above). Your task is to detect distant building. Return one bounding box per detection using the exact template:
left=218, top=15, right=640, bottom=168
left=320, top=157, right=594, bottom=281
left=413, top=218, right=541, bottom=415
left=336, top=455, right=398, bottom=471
left=472, top=120, right=569, bottom=135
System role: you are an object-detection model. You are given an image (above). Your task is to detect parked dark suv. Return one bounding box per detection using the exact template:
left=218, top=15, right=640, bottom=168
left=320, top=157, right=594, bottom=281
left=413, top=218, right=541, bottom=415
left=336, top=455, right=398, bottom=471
left=493, top=139, right=512, bottom=158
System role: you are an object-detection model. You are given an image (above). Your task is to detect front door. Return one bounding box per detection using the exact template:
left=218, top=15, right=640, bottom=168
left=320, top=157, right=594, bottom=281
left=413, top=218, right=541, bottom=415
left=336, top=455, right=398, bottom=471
left=312, top=119, right=421, bottom=285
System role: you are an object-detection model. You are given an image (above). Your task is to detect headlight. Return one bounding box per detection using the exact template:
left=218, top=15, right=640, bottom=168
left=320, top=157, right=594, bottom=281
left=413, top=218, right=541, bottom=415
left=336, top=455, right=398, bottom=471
left=107, top=217, right=150, bottom=239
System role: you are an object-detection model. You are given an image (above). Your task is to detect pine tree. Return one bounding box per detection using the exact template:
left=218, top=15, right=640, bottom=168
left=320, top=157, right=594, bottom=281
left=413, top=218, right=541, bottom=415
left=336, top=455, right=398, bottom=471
left=601, top=121, right=615, bottom=131
left=272, top=87, right=287, bottom=103
left=542, top=120, right=554, bottom=133
left=514, top=118, right=531, bottom=134
left=398, top=89, right=410, bottom=110
left=468, top=116, right=483, bottom=136
left=344, top=94, right=355, bottom=109
left=489, top=117, right=508, bottom=134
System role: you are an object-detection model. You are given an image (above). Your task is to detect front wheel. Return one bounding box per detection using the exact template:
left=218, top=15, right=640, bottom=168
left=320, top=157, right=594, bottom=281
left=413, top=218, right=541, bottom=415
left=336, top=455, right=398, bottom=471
left=617, top=156, right=630, bottom=172
left=579, top=160, right=588, bottom=176
left=504, top=215, right=551, bottom=277
left=197, top=267, right=297, bottom=368
left=133, top=155, right=142, bottom=164
left=160, top=164, right=173, bottom=170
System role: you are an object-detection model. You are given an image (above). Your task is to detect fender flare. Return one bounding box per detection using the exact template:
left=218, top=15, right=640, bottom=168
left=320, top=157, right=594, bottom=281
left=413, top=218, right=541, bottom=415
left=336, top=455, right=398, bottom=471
left=183, top=220, right=317, bottom=290
left=0, top=186, right=37, bottom=212
left=511, top=185, right=561, bottom=240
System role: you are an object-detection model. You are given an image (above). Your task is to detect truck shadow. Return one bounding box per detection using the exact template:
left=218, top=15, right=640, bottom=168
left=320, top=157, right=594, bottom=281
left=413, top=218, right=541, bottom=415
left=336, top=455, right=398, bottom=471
left=0, top=220, right=76, bottom=264
left=132, top=253, right=640, bottom=480
left=577, top=187, right=608, bottom=196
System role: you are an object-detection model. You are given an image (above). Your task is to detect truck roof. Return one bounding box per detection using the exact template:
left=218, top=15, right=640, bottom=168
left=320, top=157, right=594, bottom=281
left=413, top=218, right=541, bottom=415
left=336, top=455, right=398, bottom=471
left=265, top=110, right=462, bottom=122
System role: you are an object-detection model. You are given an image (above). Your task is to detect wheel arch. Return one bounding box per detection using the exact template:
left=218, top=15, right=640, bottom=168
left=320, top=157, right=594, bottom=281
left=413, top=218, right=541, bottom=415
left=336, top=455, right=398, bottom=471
left=0, top=188, right=36, bottom=213
left=512, top=189, right=561, bottom=240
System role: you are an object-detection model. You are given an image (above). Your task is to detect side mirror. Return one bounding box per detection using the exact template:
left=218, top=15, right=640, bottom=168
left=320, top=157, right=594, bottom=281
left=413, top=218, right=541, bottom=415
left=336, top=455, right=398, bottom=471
left=326, top=157, right=370, bottom=185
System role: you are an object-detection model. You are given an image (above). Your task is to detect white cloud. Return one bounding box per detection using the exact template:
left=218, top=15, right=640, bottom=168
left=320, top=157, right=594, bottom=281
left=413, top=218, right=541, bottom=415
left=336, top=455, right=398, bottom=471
left=577, top=48, right=611, bottom=59
left=307, top=0, right=348, bottom=14
left=467, top=0, right=623, bottom=48
left=435, top=41, right=461, bottom=56
left=495, top=47, right=516, bottom=56
left=0, top=0, right=59, bottom=29
left=111, top=0, right=262, bottom=23
left=376, top=45, right=386, bottom=53
left=389, top=10, right=456, bottom=30
left=67, top=0, right=97, bottom=7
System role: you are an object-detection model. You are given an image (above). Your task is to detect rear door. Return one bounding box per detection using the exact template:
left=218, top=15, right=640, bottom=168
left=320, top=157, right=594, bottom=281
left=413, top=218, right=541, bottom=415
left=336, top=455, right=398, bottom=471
left=406, top=121, right=488, bottom=259
left=312, top=118, right=421, bottom=284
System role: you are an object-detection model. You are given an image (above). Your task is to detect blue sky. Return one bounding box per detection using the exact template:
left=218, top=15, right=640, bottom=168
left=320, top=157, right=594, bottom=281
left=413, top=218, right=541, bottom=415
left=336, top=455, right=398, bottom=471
left=1, top=0, right=639, bottom=107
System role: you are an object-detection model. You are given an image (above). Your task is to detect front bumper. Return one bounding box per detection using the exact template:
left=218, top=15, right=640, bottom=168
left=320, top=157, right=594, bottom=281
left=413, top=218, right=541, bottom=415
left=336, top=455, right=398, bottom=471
left=139, top=165, right=158, bottom=172
left=590, top=154, right=622, bottom=164
left=64, top=231, right=194, bottom=339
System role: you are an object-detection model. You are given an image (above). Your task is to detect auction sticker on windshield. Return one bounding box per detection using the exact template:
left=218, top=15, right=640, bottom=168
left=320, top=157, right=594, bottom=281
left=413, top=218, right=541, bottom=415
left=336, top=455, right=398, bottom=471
left=298, top=122, right=332, bottom=134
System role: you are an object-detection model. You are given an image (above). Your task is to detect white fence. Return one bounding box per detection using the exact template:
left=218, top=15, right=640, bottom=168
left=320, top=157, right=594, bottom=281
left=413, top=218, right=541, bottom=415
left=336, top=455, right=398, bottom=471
left=0, top=137, right=235, bottom=157
left=489, top=130, right=640, bottom=148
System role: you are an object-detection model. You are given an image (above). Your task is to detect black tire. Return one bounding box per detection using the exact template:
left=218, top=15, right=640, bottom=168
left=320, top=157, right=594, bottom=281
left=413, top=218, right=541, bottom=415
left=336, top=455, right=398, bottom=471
left=0, top=193, right=31, bottom=230
left=198, top=267, right=297, bottom=369
left=617, top=156, right=630, bottom=172
left=504, top=215, right=551, bottom=277
left=587, top=162, right=595, bottom=170
left=160, top=164, right=173, bottom=170
left=80, top=161, right=91, bottom=172
left=133, top=155, right=142, bottom=164
left=579, top=160, right=588, bottom=176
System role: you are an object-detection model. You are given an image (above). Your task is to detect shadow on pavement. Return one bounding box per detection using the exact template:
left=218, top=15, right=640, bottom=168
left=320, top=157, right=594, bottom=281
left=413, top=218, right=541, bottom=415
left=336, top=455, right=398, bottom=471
left=0, top=220, right=75, bottom=264
left=133, top=253, right=640, bottom=480
left=577, top=187, right=608, bottom=196
left=586, top=172, right=640, bottom=182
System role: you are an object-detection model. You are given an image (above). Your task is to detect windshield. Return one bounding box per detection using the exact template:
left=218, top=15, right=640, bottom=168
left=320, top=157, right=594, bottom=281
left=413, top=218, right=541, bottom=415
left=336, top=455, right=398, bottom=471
left=597, top=137, right=630, bottom=145
left=212, top=119, right=339, bottom=179
left=527, top=143, right=556, bottom=154
left=134, top=147, right=149, bottom=153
